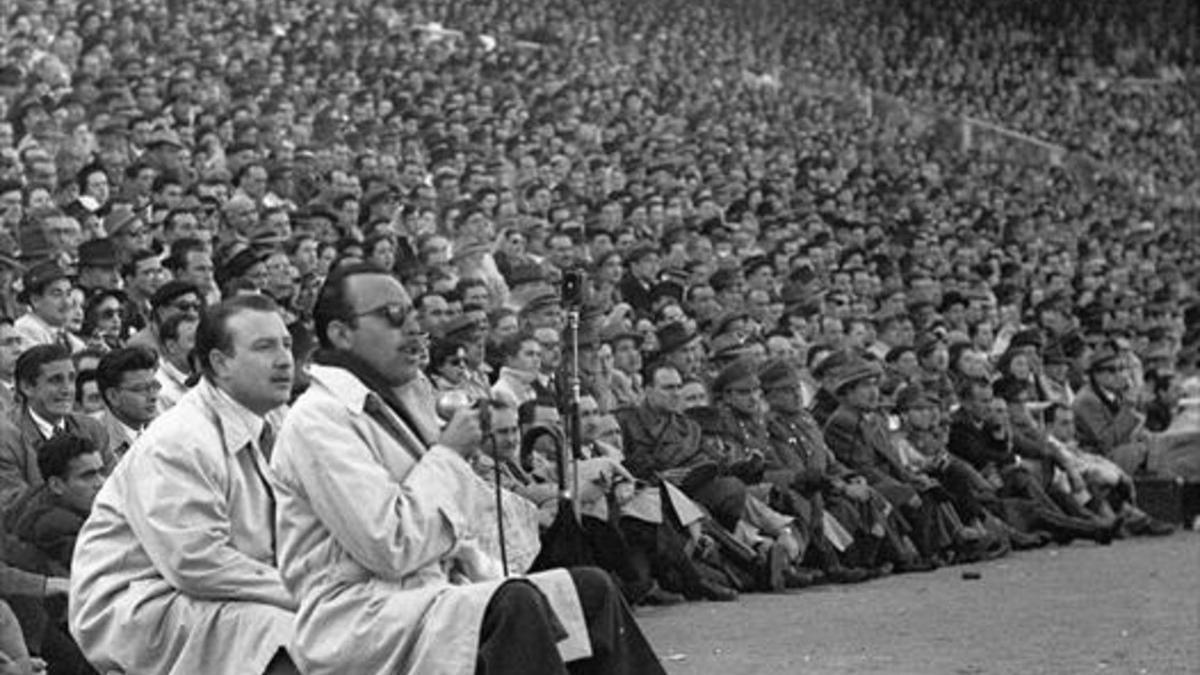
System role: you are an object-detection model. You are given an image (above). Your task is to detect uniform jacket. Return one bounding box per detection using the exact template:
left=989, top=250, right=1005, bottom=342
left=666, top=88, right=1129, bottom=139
left=272, top=364, right=589, bottom=675
left=1072, top=383, right=1143, bottom=458
left=823, top=405, right=920, bottom=506
left=615, top=402, right=709, bottom=482
left=68, top=379, right=295, bottom=675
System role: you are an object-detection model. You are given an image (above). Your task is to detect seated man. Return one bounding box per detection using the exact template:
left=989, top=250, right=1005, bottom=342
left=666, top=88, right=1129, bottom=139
left=1045, top=403, right=1173, bottom=536
left=10, top=434, right=105, bottom=572
left=948, top=377, right=1119, bottom=545
left=69, top=296, right=298, bottom=674
left=154, top=313, right=199, bottom=411
left=0, top=345, right=109, bottom=514
left=1072, top=342, right=1156, bottom=474
left=822, top=358, right=973, bottom=566
left=272, top=264, right=664, bottom=675
left=760, top=359, right=917, bottom=574
left=125, top=281, right=204, bottom=357
left=95, top=346, right=161, bottom=461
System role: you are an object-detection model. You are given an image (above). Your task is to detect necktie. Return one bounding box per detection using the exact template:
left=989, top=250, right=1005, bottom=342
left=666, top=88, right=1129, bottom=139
left=258, top=422, right=275, bottom=462
left=252, top=421, right=278, bottom=556
left=55, top=330, right=72, bottom=352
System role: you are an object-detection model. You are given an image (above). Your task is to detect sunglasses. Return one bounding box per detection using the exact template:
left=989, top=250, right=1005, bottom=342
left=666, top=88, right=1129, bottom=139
left=171, top=300, right=202, bottom=313
left=352, top=303, right=413, bottom=328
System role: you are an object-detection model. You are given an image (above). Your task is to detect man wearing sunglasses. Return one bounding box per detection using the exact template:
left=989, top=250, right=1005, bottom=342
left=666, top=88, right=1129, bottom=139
left=126, top=281, right=204, bottom=357
left=272, top=263, right=665, bottom=675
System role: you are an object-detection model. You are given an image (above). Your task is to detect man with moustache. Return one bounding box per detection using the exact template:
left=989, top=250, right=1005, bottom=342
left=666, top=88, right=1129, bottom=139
left=272, top=264, right=664, bottom=675
left=69, top=296, right=300, bottom=674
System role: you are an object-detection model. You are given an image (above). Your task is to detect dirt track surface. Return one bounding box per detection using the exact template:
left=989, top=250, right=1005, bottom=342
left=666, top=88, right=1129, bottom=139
left=638, top=531, right=1200, bottom=675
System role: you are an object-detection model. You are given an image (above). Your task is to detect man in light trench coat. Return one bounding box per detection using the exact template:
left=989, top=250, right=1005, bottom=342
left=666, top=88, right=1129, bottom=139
left=68, top=295, right=300, bottom=674
left=271, top=263, right=666, bottom=675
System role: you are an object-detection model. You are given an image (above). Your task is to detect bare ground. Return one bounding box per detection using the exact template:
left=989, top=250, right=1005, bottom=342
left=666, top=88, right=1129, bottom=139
left=638, top=531, right=1200, bottom=675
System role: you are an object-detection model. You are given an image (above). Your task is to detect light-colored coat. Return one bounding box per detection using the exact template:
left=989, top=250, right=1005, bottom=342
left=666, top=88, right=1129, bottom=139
left=273, top=364, right=588, bottom=675
left=68, top=379, right=295, bottom=675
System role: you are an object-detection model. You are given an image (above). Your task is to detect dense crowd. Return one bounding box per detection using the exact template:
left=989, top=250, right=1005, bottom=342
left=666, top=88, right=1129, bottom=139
left=0, top=0, right=1197, bottom=671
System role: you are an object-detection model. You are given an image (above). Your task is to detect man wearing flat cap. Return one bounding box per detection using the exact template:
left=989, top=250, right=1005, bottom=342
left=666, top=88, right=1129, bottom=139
left=653, top=321, right=704, bottom=382
left=126, top=281, right=204, bottom=356
left=618, top=244, right=659, bottom=317
left=76, top=238, right=123, bottom=293
left=1072, top=341, right=1156, bottom=474
left=823, top=358, right=971, bottom=568
left=762, top=359, right=913, bottom=575
left=14, top=261, right=85, bottom=353
left=601, top=324, right=644, bottom=408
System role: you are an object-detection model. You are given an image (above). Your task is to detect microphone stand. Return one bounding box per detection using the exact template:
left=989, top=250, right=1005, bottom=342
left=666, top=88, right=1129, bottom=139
left=480, top=402, right=509, bottom=576
left=563, top=309, right=582, bottom=519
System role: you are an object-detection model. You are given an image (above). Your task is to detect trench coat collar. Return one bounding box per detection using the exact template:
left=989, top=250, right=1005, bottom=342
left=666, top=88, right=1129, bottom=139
left=195, top=378, right=280, bottom=457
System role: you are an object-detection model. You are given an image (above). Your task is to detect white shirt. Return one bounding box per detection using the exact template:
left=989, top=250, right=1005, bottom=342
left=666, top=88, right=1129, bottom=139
left=27, top=406, right=64, bottom=439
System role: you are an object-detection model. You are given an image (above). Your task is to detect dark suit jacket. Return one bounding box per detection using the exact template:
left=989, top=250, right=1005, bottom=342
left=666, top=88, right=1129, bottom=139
left=947, top=407, right=1015, bottom=471
left=0, top=408, right=109, bottom=515
left=617, top=273, right=654, bottom=317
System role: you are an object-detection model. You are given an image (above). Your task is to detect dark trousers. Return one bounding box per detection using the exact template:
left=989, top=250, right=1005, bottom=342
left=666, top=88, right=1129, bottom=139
left=476, top=567, right=666, bottom=675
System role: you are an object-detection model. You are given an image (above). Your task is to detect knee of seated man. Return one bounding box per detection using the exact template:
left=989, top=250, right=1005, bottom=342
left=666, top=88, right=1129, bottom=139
left=567, top=566, right=622, bottom=614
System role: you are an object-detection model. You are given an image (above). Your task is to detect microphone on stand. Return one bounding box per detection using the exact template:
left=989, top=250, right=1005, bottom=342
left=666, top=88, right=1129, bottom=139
left=437, top=390, right=507, bottom=576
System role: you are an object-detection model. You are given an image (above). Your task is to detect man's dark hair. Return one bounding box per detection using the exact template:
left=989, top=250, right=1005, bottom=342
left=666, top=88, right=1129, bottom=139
left=75, top=162, right=109, bottom=193
left=194, top=294, right=281, bottom=379
left=956, top=376, right=992, bottom=403
left=121, top=249, right=160, bottom=279
left=75, top=369, right=98, bottom=406
left=96, top=347, right=158, bottom=407
left=38, top=434, right=98, bottom=482
left=312, top=263, right=391, bottom=350
left=160, top=312, right=198, bottom=345
left=495, top=331, right=537, bottom=364
left=164, top=237, right=207, bottom=272
left=15, top=344, right=73, bottom=392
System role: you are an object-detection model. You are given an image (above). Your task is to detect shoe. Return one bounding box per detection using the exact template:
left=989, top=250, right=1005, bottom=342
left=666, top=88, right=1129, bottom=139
left=895, top=557, right=938, bottom=573
left=825, top=565, right=872, bottom=584
left=871, top=562, right=894, bottom=578
left=696, top=578, right=738, bottom=602
left=783, top=566, right=819, bottom=589
left=1008, top=529, right=1049, bottom=550
left=640, top=582, right=686, bottom=606
left=1126, top=516, right=1177, bottom=537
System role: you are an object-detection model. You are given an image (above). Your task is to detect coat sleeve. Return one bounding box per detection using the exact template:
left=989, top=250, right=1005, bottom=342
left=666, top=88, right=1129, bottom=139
left=280, top=408, right=483, bottom=582
left=123, top=442, right=295, bottom=609
left=823, top=413, right=889, bottom=484
left=1072, top=395, right=1140, bottom=456
left=0, top=422, right=30, bottom=515
left=947, top=419, right=1012, bottom=469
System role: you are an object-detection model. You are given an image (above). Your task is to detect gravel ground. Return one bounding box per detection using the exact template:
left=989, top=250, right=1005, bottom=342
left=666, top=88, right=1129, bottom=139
left=638, top=531, right=1200, bottom=675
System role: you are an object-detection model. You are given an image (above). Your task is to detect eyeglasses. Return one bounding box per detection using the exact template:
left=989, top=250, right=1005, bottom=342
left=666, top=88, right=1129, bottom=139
left=98, top=308, right=122, bottom=319
left=171, top=300, right=202, bottom=313
left=352, top=303, right=413, bottom=328
left=727, top=387, right=761, bottom=396
left=444, top=357, right=465, bottom=367
left=121, top=381, right=163, bottom=396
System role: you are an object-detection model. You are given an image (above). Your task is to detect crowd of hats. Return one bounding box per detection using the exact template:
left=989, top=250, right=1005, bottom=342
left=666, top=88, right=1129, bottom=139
left=0, top=1, right=1193, bottom=405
